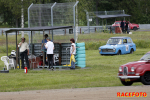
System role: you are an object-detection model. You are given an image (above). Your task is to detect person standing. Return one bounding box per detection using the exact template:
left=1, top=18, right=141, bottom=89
left=125, top=21, right=129, bottom=34
left=70, top=38, right=76, bottom=70
left=18, top=38, right=30, bottom=69
left=120, top=20, right=125, bottom=33
left=41, top=34, right=48, bottom=65
left=45, top=37, right=54, bottom=70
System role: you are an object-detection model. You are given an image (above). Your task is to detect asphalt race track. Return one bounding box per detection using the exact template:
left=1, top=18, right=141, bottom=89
left=0, top=85, right=149, bottom=100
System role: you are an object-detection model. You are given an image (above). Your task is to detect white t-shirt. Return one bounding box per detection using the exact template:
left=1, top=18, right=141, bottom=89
left=45, top=41, right=54, bottom=54
left=70, top=43, right=76, bottom=54
left=18, top=42, right=29, bottom=52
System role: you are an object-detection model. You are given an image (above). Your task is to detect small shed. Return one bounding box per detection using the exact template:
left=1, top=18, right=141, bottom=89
left=5, top=26, right=73, bottom=69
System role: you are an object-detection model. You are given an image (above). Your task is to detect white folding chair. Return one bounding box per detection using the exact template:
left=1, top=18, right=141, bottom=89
left=1, top=56, right=9, bottom=70
left=8, top=58, right=15, bottom=69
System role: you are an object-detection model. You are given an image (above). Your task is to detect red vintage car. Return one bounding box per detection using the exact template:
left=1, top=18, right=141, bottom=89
left=118, top=51, right=150, bottom=86
left=112, top=21, right=140, bottom=31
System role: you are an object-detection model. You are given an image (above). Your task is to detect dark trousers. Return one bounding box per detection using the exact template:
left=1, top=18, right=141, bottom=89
left=121, top=27, right=124, bottom=33
left=47, top=54, right=53, bottom=69
left=125, top=27, right=129, bottom=33
left=44, top=50, right=48, bottom=65
left=20, top=50, right=29, bottom=69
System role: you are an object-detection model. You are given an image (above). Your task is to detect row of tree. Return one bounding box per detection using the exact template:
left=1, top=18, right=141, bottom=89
left=0, top=0, right=149, bottom=27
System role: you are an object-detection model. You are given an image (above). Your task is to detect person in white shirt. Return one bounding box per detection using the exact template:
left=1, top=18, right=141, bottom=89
left=18, top=38, right=30, bottom=69
left=45, top=37, right=54, bottom=70
left=70, top=38, right=76, bottom=69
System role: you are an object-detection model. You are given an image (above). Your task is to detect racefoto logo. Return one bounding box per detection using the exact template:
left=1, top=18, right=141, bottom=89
left=117, top=92, right=147, bottom=97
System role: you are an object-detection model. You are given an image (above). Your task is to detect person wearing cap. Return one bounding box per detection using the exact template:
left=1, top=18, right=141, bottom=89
left=41, top=34, right=48, bottom=65
left=18, top=38, right=30, bottom=69
left=70, top=38, right=76, bottom=70
left=45, top=37, right=54, bottom=70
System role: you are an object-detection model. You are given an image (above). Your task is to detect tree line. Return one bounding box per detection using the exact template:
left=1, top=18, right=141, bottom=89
left=0, top=0, right=149, bottom=28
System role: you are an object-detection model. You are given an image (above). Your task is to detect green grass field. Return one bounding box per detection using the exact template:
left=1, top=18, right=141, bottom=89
left=0, top=31, right=149, bottom=92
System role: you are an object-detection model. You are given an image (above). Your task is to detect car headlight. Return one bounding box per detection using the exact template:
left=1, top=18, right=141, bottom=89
left=131, top=67, right=135, bottom=72
left=119, top=67, right=122, bottom=71
left=99, top=48, right=101, bottom=52
left=113, top=48, right=116, bottom=52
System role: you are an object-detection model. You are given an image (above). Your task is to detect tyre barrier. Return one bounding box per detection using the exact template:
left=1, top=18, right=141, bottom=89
left=76, top=50, right=86, bottom=54
left=76, top=58, right=86, bottom=61
left=76, top=42, right=85, bottom=47
left=75, top=42, right=86, bottom=68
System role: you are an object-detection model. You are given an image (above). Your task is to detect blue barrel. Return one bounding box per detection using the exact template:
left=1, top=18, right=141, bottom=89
left=76, top=65, right=86, bottom=68
left=76, top=58, right=86, bottom=61
left=75, top=54, right=86, bottom=58
left=76, top=50, right=86, bottom=54
left=76, top=61, right=86, bottom=65
left=77, top=47, right=85, bottom=51
left=76, top=43, right=85, bottom=47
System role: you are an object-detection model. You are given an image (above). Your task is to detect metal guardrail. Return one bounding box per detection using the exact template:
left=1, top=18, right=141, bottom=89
left=1, top=24, right=150, bottom=35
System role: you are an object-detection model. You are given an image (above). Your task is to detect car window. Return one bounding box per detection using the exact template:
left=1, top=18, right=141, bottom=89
left=123, top=39, right=127, bottom=44
left=107, top=38, right=122, bottom=45
left=140, top=53, right=150, bottom=60
left=115, top=22, right=120, bottom=24
left=127, top=38, right=132, bottom=43
left=118, top=39, right=122, bottom=44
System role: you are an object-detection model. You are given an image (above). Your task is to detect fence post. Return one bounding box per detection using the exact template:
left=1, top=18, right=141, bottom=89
left=65, top=29, right=66, bottom=35
left=2, top=30, right=3, bottom=36
left=51, top=2, right=57, bottom=41
left=28, top=3, right=33, bottom=44
left=73, top=1, right=79, bottom=42
left=80, top=28, right=81, bottom=34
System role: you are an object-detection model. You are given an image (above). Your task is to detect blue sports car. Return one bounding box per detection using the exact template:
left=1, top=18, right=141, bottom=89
left=99, top=37, right=136, bottom=55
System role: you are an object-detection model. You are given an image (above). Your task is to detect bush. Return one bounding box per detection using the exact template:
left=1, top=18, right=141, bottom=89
left=85, top=41, right=105, bottom=50
left=133, top=40, right=150, bottom=48
left=0, top=45, right=16, bottom=53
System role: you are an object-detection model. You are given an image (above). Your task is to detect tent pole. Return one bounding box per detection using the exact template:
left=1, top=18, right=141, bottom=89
left=16, top=31, right=18, bottom=69
left=105, top=11, right=107, bottom=26
left=31, top=31, right=33, bottom=69
left=123, top=10, right=125, bottom=31
left=6, top=33, right=8, bottom=56
left=52, top=30, right=53, bottom=41
left=102, top=19, right=103, bottom=26
left=43, top=30, right=45, bottom=69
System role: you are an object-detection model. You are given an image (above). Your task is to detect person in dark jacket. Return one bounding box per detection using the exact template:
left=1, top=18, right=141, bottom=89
left=125, top=21, right=129, bottom=33
left=120, top=20, right=125, bottom=33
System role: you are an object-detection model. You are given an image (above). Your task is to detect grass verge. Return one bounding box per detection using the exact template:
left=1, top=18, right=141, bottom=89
left=0, top=48, right=148, bottom=92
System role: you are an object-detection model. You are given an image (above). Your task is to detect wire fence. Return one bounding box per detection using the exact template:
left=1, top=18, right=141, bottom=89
left=53, top=2, right=75, bottom=26
left=29, top=4, right=54, bottom=27
left=29, top=2, right=76, bottom=27
left=28, top=2, right=78, bottom=43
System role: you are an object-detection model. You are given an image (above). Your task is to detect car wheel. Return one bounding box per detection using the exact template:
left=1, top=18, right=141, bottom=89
left=133, top=27, right=137, bottom=31
left=141, top=72, right=150, bottom=85
left=130, top=49, right=134, bottom=54
left=121, top=80, right=133, bottom=86
left=117, top=50, right=121, bottom=55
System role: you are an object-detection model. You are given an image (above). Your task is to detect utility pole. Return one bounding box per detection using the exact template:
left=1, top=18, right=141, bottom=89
left=21, top=0, right=24, bottom=37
